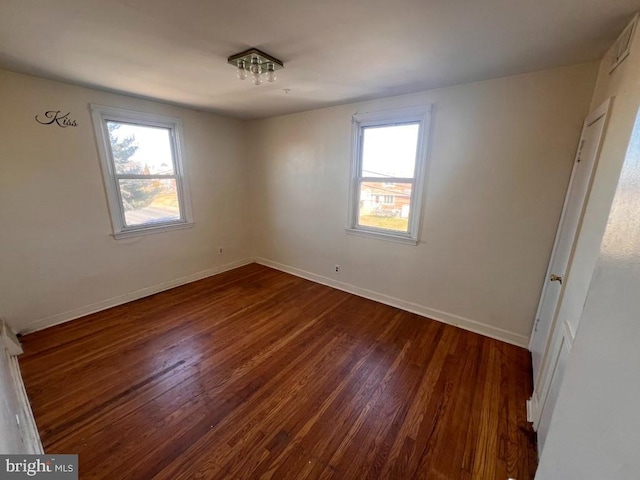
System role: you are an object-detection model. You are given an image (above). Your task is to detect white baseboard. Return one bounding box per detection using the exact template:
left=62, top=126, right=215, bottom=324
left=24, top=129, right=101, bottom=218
left=7, top=354, right=44, bottom=454
left=256, top=257, right=529, bottom=348
left=22, top=255, right=530, bottom=348
left=21, top=258, right=254, bottom=334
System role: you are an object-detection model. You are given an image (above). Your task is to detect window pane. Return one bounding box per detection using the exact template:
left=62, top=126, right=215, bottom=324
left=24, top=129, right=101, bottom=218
left=107, top=121, right=175, bottom=175
left=361, top=123, right=419, bottom=178
left=118, top=179, right=181, bottom=227
left=358, top=181, right=412, bottom=232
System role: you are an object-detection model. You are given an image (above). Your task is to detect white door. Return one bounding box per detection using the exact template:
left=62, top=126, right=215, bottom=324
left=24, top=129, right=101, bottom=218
left=529, top=100, right=610, bottom=388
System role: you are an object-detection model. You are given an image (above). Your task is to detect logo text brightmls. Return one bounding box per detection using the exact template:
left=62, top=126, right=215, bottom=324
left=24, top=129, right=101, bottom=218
left=0, top=455, right=77, bottom=479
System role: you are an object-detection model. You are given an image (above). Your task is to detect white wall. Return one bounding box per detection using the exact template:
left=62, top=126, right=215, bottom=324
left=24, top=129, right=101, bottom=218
left=248, top=64, right=597, bottom=346
left=536, top=17, right=640, bottom=480
left=0, top=69, right=252, bottom=333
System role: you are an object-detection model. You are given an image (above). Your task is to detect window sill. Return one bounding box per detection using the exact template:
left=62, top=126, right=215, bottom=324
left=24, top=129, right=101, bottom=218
left=113, top=221, right=194, bottom=239
left=345, top=227, right=418, bottom=245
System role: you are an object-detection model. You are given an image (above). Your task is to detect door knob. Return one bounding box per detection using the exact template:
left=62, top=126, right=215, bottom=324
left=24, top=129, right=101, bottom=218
left=550, top=274, right=563, bottom=284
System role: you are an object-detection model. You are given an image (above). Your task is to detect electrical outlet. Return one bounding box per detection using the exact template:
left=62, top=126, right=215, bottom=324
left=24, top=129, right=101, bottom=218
left=334, top=264, right=340, bottom=274
left=218, top=247, right=223, bottom=254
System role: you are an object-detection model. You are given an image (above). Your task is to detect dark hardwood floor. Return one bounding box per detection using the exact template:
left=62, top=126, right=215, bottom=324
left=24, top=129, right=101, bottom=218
left=19, top=263, right=537, bottom=479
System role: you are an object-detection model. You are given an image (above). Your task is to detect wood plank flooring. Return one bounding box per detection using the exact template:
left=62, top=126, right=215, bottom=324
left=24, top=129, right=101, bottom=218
left=19, top=263, right=537, bottom=479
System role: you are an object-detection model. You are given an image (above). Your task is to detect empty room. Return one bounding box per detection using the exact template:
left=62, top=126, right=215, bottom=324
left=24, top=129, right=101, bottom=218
left=1, top=1, right=640, bottom=479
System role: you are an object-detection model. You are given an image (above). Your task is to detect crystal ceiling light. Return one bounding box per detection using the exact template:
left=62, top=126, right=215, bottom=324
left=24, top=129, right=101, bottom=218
left=227, top=48, right=284, bottom=85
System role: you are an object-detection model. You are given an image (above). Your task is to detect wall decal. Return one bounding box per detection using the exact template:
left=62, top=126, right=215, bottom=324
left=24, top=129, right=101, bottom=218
left=35, top=110, right=78, bottom=128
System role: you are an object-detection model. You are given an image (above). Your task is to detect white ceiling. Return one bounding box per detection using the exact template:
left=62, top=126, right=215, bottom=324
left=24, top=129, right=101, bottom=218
left=0, top=0, right=638, bottom=119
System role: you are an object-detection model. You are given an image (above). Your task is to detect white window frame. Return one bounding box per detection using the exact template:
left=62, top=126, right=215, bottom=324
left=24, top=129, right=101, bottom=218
left=91, top=104, right=194, bottom=239
left=346, top=105, right=432, bottom=245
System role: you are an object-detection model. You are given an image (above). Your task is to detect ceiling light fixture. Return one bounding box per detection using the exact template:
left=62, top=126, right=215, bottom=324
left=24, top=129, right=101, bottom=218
left=227, top=48, right=284, bottom=85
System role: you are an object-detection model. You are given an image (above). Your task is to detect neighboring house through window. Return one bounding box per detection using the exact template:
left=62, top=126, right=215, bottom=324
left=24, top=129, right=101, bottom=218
left=347, top=105, right=431, bottom=244
left=91, top=105, right=193, bottom=239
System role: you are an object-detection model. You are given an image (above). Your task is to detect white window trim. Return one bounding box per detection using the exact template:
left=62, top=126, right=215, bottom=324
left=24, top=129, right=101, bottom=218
left=90, top=104, right=194, bottom=239
left=346, top=105, right=432, bottom=245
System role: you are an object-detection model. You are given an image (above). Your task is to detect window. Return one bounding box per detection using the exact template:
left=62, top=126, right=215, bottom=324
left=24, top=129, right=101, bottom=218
left=347, top=105, right=431, bottom=244
left=91, top=105, right=193, bottom=239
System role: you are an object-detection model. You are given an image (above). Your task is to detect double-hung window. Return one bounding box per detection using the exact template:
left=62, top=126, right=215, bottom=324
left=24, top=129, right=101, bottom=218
left=91, top=105, right=193, bottom=239
left=347, top=105, right=431, bottom=244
